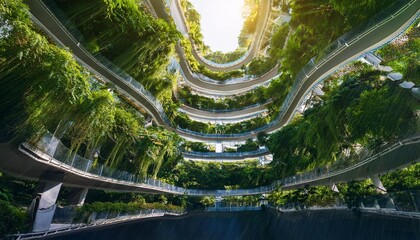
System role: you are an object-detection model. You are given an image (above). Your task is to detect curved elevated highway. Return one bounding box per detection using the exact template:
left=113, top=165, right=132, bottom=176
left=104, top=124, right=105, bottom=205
left=175, top=44, right=280, bottom=96
left=25, top=0, right=420, bottom=144
left=0, top=134, right=418, bottom=196
left=169, top=0, right=273, bottom=72
left=178, top=103, right=270, bottom=123
left=149, top=0, right=282, bottom=97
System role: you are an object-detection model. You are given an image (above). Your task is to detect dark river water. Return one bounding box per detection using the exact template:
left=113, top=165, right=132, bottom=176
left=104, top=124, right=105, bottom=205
left=44, top=208, right=420, bottom=240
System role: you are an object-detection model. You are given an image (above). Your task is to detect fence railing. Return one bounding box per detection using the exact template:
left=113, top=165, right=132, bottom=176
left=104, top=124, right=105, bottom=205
left=275, top=0, right=418, bottom=125
left=178, top=99, right=272, bottom=113
left=270, top=190, right=420, bottom=217
left=33, top=133, right=281, bottom=196
left=205, top=205, right=262, bottom=212
left=182, top=148, right=269, bottom=158
left=26, top=130, right=420, bottom=197
left=38, top=0, right=417, bottom=141
left=39, top=0, right=172, bottom=126
left=281, top=132, right=420, bottom=187
left=8, top=208, right=185, bottom=240
left=179, top=0, right=418, bottom=139
left=170, top=0, right=254, bottom=68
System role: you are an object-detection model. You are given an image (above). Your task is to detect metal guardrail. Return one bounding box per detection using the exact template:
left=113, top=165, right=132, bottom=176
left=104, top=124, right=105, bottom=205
left=178, top=99, right=272, bottom=113
left=179, top=110, right=265, bottom=124
left=178, top=0, right=419, bottom=138
left=205, top=206, right=262, bottom=212
left=38, top=0, right=172, bottom=126
left=31, top=133, right=280, bottom=196
left=182, top=148, right=269, bottom=158
left=37, top=0, right=417, bottom=141
left=281, top=133, right=420, bottom=187
left=8, top=209, right=185, bottom=240
left=270, top=190, right=420, bottom=218
left=26, top=132, right=420, bottom=197
left=176, top=119, right=278, bottom=138
left=170, top=0, right=254, bottom=68
left=275, top=0, right=418, bottom=125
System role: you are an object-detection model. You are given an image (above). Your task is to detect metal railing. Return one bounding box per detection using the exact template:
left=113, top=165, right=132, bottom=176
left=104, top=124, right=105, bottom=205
left=205, top=205, right=262, bottom=212
left=176, top=119, right=278, bottom=138
left=275, top=0, right=418, bottom=125
left=37, top=0, right=418, bottom=141
left=31, top=134, right=281, bottom=196
left=280, top=132, right=420, bottom=187
left=270, top=190, right=420, bottom=218
left=25, top=130, right=420, bottom=197
left=38, top=0, right=172, bottom=126
left=170, top=0, right=254, bottom=68
left=8, top=208, right=185, bottom=240
left=177, top=0, right=419, bottom=139
left=179, top=110, right=266, bottom=124
left=182, top=148, right=269, bottom=158
left=178, top=99, right=272, bottom=113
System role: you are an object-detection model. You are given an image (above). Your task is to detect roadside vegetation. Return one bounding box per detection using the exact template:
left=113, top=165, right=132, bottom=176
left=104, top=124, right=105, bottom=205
left=45, top=0, right=181, bottom=99
left=0, top=0, right=183, bottom=180
left=268, top=63, right=419, bottom=178
left=267, top=163, right=420, bottom=209
left=180, top=0, right=259, bottom=64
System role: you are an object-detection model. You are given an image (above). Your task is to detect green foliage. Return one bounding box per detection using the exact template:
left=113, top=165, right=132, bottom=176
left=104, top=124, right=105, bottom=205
left=381, top=163, right=420, bottom=192
left=245, top=23, right=289, bottom=76
left=182, top=141, right=211, bottom=152
left=178, top=86, right=267, bottom=110
left=281, top=0, right=393, bottom=76
left=268, top=66, right=419, bottom=177
left=180, top=38, right=245, bottom=81
left=0, top=200, right=30, bottom=237
left=174, top=112, right=271, bottom=135
left=328, top=0, right=395, bottom=26
left=339, top=180, right=379, bottom=209
left=204, top=49, right=247, bottom=64
left=171, top=161, right=274, bottom=189
left=237, top=139, right=260, bottom=152
left=268, top=186, right=340, bottom=207
left=268, top=169, right=420, bottom=210
left=200, top=196, right=216, bottom=207
left=74, top=200, right=184, bottom=223
left=241, top=0, right=259, bottom=36
left=0, top=0, right=182, bottom=179
left=180, top=0, right=207, bottom=52
left=247, top=57, right=275, bottom=76
left=49, top=0, right=181, bottom=98
left=376, top=21, right=420, bottom=85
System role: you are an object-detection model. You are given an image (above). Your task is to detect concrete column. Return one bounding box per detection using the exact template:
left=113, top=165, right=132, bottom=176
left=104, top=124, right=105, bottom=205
left=374, top=200, right=380, bottom=209
left=385, top=197, right=396, bottom=209
left=370, top=175, right=387, bottom=193
left=31, top=171, right=64, bottom=232
left=68, top=188, right=89, bottom=206
left=215, top=142, right=223, bottom=153
left=215, top=196, right=222, bottom=208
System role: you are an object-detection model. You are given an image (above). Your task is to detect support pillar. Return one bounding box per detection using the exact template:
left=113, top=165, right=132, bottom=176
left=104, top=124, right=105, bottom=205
left=31, top=171, right=64, bottom=232
left=68, top=188, right=89, bottom=206
left=370, top=175, right=387, bottom=193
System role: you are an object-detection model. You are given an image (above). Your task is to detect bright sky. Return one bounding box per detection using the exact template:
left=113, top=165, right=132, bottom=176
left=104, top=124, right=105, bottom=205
left=189, top=0, right=245, bottom=53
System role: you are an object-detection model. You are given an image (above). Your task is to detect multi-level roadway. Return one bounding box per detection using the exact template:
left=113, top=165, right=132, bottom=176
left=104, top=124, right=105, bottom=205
left=178, top=103, right=269, bottom=123
left=1, top=133, right=418, bottom=196
left=170, top=0, right=273, bottom=72
left=150, top=0, right=281, bottom=97
left=25, top=0, right=420, bottom=144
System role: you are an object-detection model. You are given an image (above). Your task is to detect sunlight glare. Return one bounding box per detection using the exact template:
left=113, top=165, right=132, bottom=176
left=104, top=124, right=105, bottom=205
left=189, top=0, right=245, bottom=53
